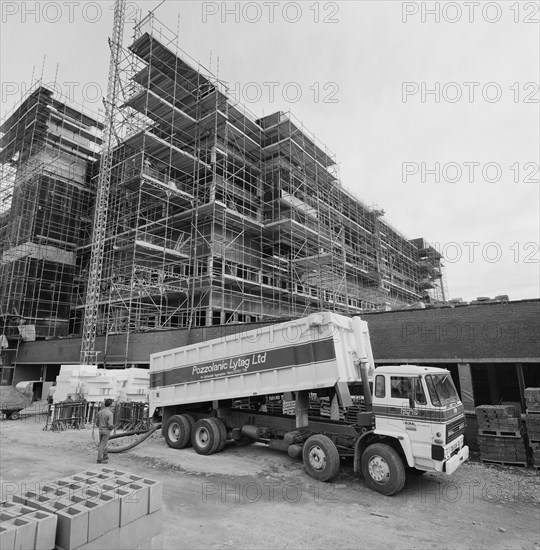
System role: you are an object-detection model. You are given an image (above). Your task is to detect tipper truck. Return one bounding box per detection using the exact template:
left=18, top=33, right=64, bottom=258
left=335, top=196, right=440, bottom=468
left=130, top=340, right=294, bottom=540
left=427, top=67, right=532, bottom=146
left=149, top=312, right=469, bottom=495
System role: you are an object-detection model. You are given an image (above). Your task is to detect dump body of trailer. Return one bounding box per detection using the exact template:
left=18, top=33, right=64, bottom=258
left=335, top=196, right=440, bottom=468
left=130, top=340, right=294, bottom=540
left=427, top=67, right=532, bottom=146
left=149, top=312, right=374, bottom=416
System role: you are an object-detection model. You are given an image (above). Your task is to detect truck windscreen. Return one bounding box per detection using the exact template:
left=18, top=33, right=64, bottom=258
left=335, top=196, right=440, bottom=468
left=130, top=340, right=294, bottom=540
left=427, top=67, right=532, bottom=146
left=425, top=374, right=459, bottom=407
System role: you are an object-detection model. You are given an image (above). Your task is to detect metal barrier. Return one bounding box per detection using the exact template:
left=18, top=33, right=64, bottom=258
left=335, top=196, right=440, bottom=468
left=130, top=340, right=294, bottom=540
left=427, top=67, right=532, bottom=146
left=114, top=401, right=150, bottom=431
left=45, top=400, right=90, bottom=431
left=44, top=400, right=149, bottom=432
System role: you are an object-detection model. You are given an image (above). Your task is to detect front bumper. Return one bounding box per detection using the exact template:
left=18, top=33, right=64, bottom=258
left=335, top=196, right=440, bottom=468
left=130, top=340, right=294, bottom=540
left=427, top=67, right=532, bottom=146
left=445, top=445, right=469, bottom=475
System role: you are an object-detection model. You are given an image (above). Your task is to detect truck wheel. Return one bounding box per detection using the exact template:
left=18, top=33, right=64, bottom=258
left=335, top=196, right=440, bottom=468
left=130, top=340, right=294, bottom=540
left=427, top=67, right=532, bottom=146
left=302, top=435, right=340, bottom=482
left=8, top=412, right=20, bottom=421
left=210, top=418, right=227, bottom=452
left=165, top=415, right=192, bottom=449
left=361, top=443, right=406, bottom=496
left=192, top=419, right=220, bottom=455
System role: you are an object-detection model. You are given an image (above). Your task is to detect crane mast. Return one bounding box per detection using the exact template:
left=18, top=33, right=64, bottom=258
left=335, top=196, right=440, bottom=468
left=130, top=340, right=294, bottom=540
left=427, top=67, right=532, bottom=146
left=80, top=0, right=126, bottom=365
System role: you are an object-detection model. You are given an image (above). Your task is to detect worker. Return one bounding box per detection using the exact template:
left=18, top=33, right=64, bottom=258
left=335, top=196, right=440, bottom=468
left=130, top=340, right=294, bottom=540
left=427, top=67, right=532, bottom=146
left=95, top=398, right=114, bottom=464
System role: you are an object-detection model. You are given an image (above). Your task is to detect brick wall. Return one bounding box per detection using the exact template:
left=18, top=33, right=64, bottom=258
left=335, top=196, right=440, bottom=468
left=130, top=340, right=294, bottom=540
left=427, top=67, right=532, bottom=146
left=363, top=300, right=540, bottom=361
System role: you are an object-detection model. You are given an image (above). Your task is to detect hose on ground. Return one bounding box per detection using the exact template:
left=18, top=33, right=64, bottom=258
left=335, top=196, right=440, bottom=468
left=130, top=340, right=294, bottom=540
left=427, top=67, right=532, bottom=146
left=109, top=428, right=154, bottom=440
left=107, top=422, right=162, bottom=453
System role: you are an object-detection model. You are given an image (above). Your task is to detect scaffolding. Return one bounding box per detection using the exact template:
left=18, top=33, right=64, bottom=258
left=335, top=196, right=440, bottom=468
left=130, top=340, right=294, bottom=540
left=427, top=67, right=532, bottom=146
left=1, top=15, right=446, bottom=364
left=0, top=85, right=103, bottom=339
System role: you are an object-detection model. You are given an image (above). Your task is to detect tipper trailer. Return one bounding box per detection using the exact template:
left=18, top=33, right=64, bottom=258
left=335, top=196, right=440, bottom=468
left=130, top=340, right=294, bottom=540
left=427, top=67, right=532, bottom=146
left=149, top=312, right=469, bottom=495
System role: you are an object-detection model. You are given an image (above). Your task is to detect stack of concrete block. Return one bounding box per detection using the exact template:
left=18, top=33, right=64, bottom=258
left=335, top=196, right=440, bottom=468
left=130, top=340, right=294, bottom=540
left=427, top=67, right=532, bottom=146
left=53, top=366, right=149, bottom=404
left=2, top=468, right=162, bottom=550
left=0, top=501, right=57, bottom=550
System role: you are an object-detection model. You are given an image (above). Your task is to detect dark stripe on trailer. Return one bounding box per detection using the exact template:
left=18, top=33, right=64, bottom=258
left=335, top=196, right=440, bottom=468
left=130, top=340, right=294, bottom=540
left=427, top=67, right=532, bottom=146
left=150, top=338, right=337, bottom=388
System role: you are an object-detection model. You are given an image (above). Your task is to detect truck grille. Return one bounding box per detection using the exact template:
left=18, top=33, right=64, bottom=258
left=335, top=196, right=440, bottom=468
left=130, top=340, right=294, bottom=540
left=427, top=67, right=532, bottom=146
left=446, top=416, right=466, bottom=443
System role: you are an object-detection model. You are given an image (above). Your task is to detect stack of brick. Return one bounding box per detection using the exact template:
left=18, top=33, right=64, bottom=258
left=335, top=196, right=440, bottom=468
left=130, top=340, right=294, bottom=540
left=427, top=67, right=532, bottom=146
left=2, top=468, right=162, bottom=550
left=525, top=388, right=540, bottom=412
left=475, top=404, right=527, bottom=466
left=525, top=388, right=540, bottom=468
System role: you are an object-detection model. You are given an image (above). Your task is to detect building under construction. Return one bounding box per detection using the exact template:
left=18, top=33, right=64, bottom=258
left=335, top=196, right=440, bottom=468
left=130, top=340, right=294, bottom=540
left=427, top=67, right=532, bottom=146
left=0, top=19, right=446, bottom=364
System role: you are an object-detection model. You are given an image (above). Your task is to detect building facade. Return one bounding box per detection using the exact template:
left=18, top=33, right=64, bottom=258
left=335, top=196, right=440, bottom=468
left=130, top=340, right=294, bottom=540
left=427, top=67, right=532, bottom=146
left=1, top=25, right=445, bottom=367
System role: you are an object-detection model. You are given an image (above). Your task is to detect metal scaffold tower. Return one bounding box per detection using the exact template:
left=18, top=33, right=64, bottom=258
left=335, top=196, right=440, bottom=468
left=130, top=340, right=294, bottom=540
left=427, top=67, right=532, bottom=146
left=79, top=0, right=126, bottom=365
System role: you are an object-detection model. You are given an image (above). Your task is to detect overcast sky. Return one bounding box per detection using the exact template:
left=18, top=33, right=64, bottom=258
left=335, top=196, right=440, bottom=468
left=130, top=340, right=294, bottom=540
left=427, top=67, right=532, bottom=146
left=1, top=0, right=539, bottom=302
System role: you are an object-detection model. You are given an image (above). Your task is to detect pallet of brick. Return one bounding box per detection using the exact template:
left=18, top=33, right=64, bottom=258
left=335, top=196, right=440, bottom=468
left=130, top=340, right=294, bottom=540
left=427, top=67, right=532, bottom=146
left=525, top=414, right=540, bottom=441
left=475, top=405, right=522, bottom=436
left=477, top=434, right=528, bottom=465
left=529, top=442, right=540, bottom=468
left=282, top=400, right=296, bottom=415
left=525, top=388, right=540, bottom=412
left=6, top=468, right=162, bottom=550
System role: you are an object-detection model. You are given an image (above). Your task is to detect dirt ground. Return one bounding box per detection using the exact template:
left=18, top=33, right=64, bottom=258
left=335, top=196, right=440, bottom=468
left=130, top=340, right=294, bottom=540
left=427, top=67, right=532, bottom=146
left=1, top=405, right=539, bottom=550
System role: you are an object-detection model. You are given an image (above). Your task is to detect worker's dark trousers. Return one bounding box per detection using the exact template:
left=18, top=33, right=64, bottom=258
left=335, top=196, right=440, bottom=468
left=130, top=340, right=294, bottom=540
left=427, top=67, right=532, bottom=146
left=98, top=430, right=110, bottom=462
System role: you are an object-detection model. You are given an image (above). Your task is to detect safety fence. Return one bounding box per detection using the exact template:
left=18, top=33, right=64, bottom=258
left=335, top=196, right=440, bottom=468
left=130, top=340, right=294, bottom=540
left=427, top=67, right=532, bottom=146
left=44, top=400, right=149, bottom=432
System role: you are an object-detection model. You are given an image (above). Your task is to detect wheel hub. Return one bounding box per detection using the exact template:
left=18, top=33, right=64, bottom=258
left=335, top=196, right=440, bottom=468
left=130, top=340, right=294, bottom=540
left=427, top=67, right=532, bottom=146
left=368, top=455, right=390, bottom=483
left=169, top=423, right=180, bottom=442
left=308, top=445, right=327, bottom=471
left=196, top=427, right=209, bottom=447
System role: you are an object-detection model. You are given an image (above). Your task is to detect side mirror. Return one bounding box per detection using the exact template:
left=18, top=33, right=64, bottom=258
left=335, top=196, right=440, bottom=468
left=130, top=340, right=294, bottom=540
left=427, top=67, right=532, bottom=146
left=408, top=390, right=416, bottom=409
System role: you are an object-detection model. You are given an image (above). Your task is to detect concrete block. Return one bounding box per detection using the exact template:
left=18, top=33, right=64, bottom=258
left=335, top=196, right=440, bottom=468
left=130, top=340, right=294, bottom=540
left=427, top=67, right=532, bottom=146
left=25, top=510, right=57, bottom=550
left=60, top=475, right=87, bottom=484
left=0, top=522, right=17, bottom=550
left=26, top=497, right=68, bottom=516
left=84, top=494, right=120, bottom=542
left=5, top=506, right=35, bottom=518
left=98, top=478, right=129, bottom=492
left=0, top=511, right=17, bottom=523
left=109, top=485, right=147, bottom=527
left=140, top=479, right=162, bottom=513
left=117, top=473, right=144, bottom=484
left=97, top=467, right=116, bottom=475
left=87, top=473, right=114, bottom=485
left=74, top=509, right=162, bottom=550
left=41, top=486, right=67, bottom=500
left=14, top=491, right=41, bottom=507
left=100, top=469, right=128, bottom=478
left=80, top=471, right=100, bottom=478
left=55, top=505, right=89, bottom=550
left=79, top=487, right=102, bottom=503
left=24, top=495, right=52, bottom=512
left=0, top=503, right=18, bottom=512
left=57, top=483, right=85, bottom=503
left=5, top=517, right=36, bottom=550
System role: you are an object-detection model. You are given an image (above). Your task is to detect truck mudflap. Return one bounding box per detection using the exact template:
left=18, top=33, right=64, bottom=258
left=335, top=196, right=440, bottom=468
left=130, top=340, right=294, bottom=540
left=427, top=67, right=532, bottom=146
left=445, top=445, right=469, bottom=475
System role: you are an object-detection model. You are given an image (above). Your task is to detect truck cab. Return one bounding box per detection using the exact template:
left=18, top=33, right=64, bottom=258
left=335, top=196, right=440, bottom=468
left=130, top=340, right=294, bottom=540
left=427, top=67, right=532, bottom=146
left=370, top=365, right=468, bottom=475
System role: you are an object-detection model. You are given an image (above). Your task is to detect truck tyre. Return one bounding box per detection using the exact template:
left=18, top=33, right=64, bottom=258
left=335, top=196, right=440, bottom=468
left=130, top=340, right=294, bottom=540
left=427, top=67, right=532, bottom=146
left=184, top=414, right=195, bottom=430
left=210, top=418, right=228, bottom=452
left=165, top=415, right=192, bottom=449
left=192, top=419, right=221, bottom=455
left=361, top=443, right=406, bottom=496
left=302, top=435, right=340, bottom=482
